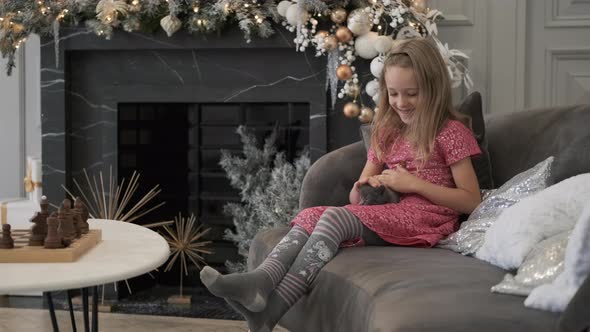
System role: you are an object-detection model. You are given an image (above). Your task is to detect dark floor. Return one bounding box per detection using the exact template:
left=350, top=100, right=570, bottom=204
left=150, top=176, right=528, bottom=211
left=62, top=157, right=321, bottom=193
left=0, top=285, right=242, bottom=320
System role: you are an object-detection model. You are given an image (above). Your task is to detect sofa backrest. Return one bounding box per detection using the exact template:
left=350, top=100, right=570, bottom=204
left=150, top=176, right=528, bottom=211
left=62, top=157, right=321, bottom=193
left=485, top=104, right=590, bottom=187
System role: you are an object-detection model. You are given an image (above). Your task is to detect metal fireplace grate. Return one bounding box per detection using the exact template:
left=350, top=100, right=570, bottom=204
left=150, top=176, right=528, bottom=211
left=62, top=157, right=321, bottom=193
left=117, top=102, right=309, bottom=267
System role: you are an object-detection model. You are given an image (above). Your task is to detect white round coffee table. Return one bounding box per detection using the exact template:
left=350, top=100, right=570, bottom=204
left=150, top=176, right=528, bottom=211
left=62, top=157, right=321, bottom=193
left=0, top=219, right=170, bottom=331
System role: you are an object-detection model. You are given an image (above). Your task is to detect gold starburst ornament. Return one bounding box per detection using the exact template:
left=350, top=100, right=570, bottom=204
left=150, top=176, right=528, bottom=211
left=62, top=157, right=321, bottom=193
left=62, top=166, right=166, bottom=225
left=161, top=213, right=213, bottom=300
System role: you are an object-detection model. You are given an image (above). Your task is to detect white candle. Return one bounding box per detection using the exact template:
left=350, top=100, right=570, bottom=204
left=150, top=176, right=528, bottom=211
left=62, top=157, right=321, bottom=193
left=28, top=156, right=43, bottom=204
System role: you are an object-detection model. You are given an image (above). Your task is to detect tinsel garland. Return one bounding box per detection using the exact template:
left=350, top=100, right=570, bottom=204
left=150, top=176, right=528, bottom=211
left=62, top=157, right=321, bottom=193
left=0, top=0, right=472, bottom=120
left=327, top=48, right=340, bottom=106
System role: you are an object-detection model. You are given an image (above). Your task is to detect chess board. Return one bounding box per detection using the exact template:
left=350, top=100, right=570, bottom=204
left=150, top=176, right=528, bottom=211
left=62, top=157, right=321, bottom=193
left=0, top=229, right=102, bottom=263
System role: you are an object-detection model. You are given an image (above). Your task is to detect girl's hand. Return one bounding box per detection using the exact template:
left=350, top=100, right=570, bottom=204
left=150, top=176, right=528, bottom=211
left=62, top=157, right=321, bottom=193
left=355, top=176, right=381, bottom=189
left=375, top=164, right=421, bottom=193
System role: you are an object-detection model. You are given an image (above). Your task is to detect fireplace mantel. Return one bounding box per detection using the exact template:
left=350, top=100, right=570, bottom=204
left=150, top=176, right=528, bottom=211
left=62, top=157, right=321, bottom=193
left=41, top=27, right=341, bottom=207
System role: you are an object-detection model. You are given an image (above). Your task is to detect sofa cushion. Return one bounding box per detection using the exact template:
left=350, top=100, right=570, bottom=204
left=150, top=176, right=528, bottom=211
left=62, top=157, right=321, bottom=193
left=360, top=91, right=494, bottom=189
left=558, top=275, right=590, bottom=332
left=485, top=104, right=590, bottom=186
left=249, top=227, right=560, bottom=332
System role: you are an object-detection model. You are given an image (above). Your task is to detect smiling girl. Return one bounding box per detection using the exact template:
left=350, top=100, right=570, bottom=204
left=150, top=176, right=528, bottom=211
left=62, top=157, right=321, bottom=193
left=200, top=38, right=482, bottom=332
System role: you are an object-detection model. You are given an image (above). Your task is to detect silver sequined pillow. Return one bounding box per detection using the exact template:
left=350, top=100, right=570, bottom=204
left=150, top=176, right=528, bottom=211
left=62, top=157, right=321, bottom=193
left=437, top=156, right=554, bottom=255
left=491, top=230, right=569, bottom=296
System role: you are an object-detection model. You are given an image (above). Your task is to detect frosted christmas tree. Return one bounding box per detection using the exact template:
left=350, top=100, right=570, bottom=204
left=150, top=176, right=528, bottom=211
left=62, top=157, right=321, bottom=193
left=220, top=126, right=310, bottom=272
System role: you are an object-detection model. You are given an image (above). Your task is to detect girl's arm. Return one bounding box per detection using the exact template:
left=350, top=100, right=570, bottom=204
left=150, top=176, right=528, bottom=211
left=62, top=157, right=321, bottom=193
left=349, top=160, right=384, bottom=205
left=377, top=157, right=481, bottom=214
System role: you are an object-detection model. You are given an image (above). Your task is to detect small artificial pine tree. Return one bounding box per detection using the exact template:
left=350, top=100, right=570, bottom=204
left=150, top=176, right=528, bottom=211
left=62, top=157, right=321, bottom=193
left=220, top=125, right=310, bottom=272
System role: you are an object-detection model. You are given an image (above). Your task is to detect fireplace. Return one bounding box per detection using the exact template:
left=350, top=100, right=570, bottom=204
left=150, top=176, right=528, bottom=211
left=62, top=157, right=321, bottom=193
left=116, top=101, right=310, bottom=266
left=41, top=26, right=349, bottom=273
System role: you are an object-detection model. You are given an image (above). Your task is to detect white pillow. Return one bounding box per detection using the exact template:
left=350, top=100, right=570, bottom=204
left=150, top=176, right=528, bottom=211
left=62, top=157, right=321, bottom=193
left=476, top=173, right=590, bottom=270
left=524, top=204, right=590, bottom=312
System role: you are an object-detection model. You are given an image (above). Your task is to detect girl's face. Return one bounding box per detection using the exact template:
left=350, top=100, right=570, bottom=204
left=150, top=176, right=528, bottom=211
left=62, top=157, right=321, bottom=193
left=384, top=66, right=419, bottom=125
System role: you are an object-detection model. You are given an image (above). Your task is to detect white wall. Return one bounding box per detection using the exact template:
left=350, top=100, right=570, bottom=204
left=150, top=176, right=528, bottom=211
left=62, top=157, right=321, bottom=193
left=25, top=35, right=42, bottom=163
left=0, top=48, right=24, bottom=198
left=525, top=0, right=590, bottom=107
left=435, top=0, right=590, bottom=113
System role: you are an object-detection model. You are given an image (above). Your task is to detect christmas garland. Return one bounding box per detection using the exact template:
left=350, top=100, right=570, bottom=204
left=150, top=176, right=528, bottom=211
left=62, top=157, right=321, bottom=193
left=0, top=0, right=471, bottom=122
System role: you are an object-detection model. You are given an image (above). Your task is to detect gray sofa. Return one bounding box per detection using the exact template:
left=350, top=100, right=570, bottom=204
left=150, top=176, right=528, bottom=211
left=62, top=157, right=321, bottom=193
left=248, top=104, right=590, bottom=332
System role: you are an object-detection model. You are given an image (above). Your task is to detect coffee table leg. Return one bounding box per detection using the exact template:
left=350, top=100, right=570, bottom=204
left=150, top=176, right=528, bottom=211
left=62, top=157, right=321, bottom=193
left=45, top=292, right=59, bottom=332
left=92, top=286, right=99, bottom=332
left=82, top=288, right=90, bottom=332
left=67, top=290, right=77, bottom=332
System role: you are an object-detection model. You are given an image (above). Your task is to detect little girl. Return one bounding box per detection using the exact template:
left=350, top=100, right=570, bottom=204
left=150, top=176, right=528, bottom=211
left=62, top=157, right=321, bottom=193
left=200, top=38, right=482, bottom=332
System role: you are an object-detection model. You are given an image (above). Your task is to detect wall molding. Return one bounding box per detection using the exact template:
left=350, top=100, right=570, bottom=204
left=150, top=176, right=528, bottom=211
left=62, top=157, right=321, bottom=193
left=545, top=0, right=590, bottom=27
left=545, top=48, right=590, bottom=105
left=486, top=0, right=527, bottom=113
left=18, top=45, right=26, bottom=198
left=433, top=0, right=475, bottom=26
left=514, top=0, right=527, bottom=110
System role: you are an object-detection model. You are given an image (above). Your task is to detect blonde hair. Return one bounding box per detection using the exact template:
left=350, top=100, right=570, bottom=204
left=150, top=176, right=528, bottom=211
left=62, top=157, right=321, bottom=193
left=370, top=38, right=470, bottom=163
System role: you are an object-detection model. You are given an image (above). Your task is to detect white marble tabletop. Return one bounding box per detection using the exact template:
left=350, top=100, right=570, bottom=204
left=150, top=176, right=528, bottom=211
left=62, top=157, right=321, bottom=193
left=0, top=219, right=170, bottom=294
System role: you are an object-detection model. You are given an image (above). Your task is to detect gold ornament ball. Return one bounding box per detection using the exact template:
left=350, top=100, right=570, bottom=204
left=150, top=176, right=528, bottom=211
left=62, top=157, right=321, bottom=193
left=330, top=8, right=347, bottom=24
left=323, top=35, right=338, bottom=51
left=358, top=107, right=375, bottom=123
left=315, top=30, right=329, bottom=41
left=343, top=102, right=361, bottom=118
left=11, top=23, right=24, bottom=34
left=335, top=26, right=353, bottom=43
left=347, top=83, right=360, bottom=98
left=336, top=64, right=353, bottom=81
left=412, top=0, right=428, bottom=13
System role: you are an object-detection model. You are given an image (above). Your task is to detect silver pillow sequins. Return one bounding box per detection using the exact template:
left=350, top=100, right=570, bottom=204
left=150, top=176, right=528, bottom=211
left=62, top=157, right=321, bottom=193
left=491, top=231, right=569, bottom=296
left=437, top=156, right=554, bottom=255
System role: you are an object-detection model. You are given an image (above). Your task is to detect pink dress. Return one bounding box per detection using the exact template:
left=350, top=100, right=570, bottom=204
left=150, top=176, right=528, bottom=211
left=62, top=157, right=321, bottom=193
left=291, top=120, right=482, bottom=247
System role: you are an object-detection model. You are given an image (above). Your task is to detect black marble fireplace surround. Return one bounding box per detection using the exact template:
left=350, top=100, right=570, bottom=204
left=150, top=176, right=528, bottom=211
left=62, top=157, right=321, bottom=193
left=41, top=27, right=363, bottom=271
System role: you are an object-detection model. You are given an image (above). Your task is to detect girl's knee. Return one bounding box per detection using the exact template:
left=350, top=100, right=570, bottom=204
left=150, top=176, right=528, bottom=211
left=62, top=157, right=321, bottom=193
left=321, top=206, right=350, bottom=220
left=296, top=206, right=327, bottom=219
left=322, top=206, right=346, bottom=215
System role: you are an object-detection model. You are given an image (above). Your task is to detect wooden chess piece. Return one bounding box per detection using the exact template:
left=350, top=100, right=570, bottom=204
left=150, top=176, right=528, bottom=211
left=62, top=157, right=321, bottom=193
left=57, top=199, right=77, bottom=246
left=72, top=212, right=82, bottom=239
left=28, top=196, right=50, bottom=246
left=65, top=199, right=81, bottom=239
left=0, top=224, right=15, bottom=249
left=44, top=212, right=64, bottom=249
left=74, top=197, right=90, bottom=234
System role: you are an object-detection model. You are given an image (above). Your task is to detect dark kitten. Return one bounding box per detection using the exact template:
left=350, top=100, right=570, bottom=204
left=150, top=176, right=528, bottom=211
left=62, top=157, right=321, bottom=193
left=359, top=184, right=400, bottom=205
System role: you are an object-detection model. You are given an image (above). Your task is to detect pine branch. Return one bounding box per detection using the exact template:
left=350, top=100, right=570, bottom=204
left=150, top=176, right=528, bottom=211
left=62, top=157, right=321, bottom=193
left=220, top=125, right=310, bottom=271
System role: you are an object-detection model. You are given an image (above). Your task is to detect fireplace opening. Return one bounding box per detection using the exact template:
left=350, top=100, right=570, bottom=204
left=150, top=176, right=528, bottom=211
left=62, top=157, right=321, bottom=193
left=117, top=102, right=310, bottom=271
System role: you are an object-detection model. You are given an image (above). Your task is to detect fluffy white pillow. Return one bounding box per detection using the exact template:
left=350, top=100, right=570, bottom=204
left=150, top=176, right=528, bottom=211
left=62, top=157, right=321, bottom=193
left=476, top=173, right=590, bottom=270
left=524, top=204, right=590, bottom=312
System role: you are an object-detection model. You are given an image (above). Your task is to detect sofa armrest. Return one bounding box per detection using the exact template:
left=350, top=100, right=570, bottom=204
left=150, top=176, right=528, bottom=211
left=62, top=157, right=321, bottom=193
left=558, top=275, right=590, bottom=332
left=299, top=141, right=366, bottom=209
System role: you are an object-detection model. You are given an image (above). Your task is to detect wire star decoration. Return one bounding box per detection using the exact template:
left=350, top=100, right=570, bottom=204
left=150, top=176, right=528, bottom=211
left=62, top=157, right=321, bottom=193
left=160, top=213, right=213, bottom=296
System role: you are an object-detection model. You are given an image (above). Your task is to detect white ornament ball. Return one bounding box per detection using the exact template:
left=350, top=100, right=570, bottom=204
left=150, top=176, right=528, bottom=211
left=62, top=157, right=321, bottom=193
left=374, top=35, right=393, bottom=54
left=286, top=4, right=310, bottom=26
left=347, top=9, right=373, bottom=36
left=365, top=79, right=380, bottom=97
left=355, top=32, right=379, bottom=59
left=277, top=1, right=292, bottom=17
left=370, top=55, right=385, bottom=78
